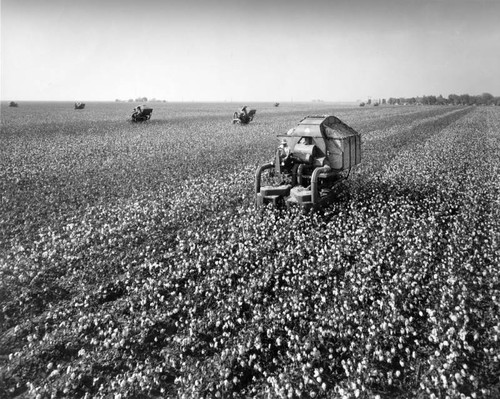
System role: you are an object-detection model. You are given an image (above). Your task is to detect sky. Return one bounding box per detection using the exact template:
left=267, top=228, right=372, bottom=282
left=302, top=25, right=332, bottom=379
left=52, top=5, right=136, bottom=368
left=1, top=0, right=499, bottom=102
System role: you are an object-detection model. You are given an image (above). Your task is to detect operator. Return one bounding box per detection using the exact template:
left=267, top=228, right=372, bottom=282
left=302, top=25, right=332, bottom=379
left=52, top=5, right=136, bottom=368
left=239, top=105, right=248, bottom=119
left=278, top=139, right=290, bottom=160
left=133, top=105, right=143, bottom=117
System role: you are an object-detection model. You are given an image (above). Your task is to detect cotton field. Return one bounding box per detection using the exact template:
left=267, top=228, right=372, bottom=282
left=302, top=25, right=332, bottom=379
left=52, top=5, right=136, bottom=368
left=1, top=102, right=499, bottom=398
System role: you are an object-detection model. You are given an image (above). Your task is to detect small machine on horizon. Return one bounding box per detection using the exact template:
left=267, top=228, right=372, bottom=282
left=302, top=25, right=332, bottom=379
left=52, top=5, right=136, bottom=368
left=131, top=105, right=153, bottom=122
left=74, top=102, right=85, bottom=109
left=255, top=115, right=361, bottom=211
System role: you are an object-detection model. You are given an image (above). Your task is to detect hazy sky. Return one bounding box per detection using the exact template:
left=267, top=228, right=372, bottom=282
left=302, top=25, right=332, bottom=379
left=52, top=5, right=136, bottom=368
left=1, top=0, right=499, bottom=102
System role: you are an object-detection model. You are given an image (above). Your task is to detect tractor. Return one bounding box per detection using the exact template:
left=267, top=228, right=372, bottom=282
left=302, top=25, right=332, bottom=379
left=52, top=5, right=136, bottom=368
left=233, top=107, right=256, bottom=124
left=131, top=105, right=153, bottom=122
left=74, top=102, right=85, bottom=109
left=255, top=115, right=361, bottom=211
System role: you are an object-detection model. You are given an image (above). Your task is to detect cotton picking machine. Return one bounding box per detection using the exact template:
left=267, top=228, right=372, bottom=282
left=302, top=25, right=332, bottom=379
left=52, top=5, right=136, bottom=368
left=255, top=115, right=361, bottom=210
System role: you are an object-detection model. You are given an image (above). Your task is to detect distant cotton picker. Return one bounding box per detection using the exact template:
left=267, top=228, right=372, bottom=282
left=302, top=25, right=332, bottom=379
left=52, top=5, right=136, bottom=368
left=232, top=105, right=256, bottom=124
left=74, top=102, right=85, bottom=109
left=274, top=102, right=280, bottom=107
left=131, top=105, right=153, bottom=122
left=9, top=101, right=18, bottom=107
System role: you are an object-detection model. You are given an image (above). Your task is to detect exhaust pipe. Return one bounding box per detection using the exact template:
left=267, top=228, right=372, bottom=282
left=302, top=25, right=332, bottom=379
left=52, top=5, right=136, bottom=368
left=255, top=162, right=274, bottom=194
left=311, top=165, right=331, bottom=204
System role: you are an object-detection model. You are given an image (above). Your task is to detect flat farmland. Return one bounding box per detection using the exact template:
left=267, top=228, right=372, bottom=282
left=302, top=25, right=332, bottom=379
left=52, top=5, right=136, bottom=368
left=1, top=102, right=499, bottom=398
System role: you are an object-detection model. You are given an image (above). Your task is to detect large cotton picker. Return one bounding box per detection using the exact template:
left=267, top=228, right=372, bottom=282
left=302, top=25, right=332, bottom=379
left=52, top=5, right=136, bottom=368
left=255, top=115, right=361, bottom=211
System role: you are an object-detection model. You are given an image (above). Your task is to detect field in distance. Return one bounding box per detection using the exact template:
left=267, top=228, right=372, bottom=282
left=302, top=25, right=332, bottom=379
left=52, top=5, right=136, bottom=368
left=1, top=102, right=499, bottom=398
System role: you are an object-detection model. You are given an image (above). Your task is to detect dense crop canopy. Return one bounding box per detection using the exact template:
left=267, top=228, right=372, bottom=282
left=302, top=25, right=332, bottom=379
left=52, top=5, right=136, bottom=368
left=1, top=102, right=499, bottom=398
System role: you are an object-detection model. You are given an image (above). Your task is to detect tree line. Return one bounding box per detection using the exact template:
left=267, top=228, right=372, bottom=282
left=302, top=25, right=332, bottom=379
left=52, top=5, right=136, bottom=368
left=362, top=93, right=500, bottom=106
left=115, top=97, right=167, bottom=103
